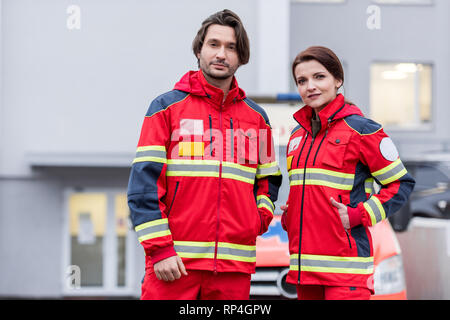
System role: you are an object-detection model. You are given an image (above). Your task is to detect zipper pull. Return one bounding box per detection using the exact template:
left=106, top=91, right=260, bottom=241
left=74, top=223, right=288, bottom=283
left=230, top=118, right=234, bottom=159
left=209, top=114, right=213, bottom=156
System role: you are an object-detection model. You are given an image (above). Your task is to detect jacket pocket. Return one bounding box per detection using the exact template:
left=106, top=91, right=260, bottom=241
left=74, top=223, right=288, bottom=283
left=321, top=131, right=352, bottom=169
left=234, top=119, right=258, bottom=165
left=338, top=194, right=352, bottom=250
left=166, top=181, right=180, bottom=217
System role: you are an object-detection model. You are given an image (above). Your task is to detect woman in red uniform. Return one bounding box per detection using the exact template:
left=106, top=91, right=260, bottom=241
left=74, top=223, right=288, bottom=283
left=281, top=46, right=415, bottom=300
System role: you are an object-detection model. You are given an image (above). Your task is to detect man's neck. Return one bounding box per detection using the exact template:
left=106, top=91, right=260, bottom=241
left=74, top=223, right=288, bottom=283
left=202, top=73, right=233, bottom=102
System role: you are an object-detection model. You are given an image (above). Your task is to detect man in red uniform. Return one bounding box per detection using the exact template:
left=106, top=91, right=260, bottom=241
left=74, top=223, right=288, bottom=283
left=127, top=9, right=282, bottom=300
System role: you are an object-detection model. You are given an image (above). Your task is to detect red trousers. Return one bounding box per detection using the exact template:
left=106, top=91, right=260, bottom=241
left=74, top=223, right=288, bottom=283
left=141, top=270, right=251, bottom=300
left=296, top=284, right=371, bottom=300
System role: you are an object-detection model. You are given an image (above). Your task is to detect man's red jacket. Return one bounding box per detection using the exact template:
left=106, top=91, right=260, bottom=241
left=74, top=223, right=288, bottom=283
left=127, top=70, right=282, bottom=274
left=283, top=94, right=415, bottom=291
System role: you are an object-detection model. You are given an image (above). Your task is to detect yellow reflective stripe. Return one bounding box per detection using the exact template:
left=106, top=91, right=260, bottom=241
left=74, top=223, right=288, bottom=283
left=135, top=219, right=171, bottom=243
left=137, top=146, right=166, bottom=152
left=223, top=162, right=257, bottom=173
left=382, top=168, right=407, bottom=185
left=174, top=240, right=216, bottom=247
left=289, top=254, right=374, bottom=274
left=133, top=157, right=167, bottom=164
left=133, top=145, right=167, bottom=164
left=178, top=252, right=215, bottom=259
left=166, top=160, right=257, bottom=184
left=173, top=241, right=256, bottom=262
left=299, top=266, right=373, bottom=274
left=256, top=161, right=281, bottom=178
left=372, top=158, right=407, bottom=185
left=289, top=168, right=355, bottom=179
left=216, top=253, right=256, bottom=262
left=138, top=230, right=171, bottom=242
left=218, top=242, right=256, bottom=251
left=257, top=195, right=275, bottom=214
left=372, top=158, right=400, bottom=176
left=301, top=254, right=373, bottom=263
left=364, top=196, right=386, bottom=226
left=135, top=218, right=168, bottom=232
left=363, top=202, right=377, bottom=226
left=222, top=162, right=256, bottom=184
left=167, top=159, right=220, bottom=165
left=166, top=159, right=220, bottom=177
left=289, top=168, right=354, bottom=190
left=365, top=178, right=375, bottom=194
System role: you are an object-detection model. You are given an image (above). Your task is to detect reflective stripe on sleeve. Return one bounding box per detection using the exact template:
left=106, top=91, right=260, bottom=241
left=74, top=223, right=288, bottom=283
left=256, top=195, right=275, bottom=215
left=256, top=161, right=281, bottom=178
left=363, top=196, right=386, bottom=225
left=371, top=158, right=407, bottom=185
left=132, top=145, right=167, bottom=164
left=135, top=218, right=171, bottom=243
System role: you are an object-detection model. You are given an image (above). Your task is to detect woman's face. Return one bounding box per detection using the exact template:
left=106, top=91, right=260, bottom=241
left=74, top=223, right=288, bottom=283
left=294, top=59, right=343, bottom=113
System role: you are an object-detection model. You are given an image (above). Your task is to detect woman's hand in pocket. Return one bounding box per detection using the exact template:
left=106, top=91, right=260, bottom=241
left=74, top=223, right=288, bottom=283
left=330, top=197, right=350, bottom=230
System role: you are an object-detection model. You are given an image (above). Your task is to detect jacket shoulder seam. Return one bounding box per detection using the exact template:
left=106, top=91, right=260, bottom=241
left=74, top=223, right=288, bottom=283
left=343, top=115, right=382, bottom=136
left=243, top=98, right=271, bottom=127
left=145, top=90, right=190, bottom=118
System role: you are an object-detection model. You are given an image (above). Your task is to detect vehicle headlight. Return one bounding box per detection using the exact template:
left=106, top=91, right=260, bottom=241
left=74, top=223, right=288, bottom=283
left=373, top=254, right=406, bottom=295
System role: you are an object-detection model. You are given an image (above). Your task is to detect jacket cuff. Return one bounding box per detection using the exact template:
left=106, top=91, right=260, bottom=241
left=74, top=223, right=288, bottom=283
left=347, top=206, right=363, bottom=228
left=148, top=245, right=177, bottom=264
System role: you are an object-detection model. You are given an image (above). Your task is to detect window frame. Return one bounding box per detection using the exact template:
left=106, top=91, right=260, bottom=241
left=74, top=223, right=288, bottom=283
left=62, top=188, right=137, bottom=297
left=369, top=60, right=434, bottom=132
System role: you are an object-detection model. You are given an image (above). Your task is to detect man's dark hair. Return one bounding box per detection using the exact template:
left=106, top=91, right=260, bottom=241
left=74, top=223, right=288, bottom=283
left=192, top=9, right=250, bottom=65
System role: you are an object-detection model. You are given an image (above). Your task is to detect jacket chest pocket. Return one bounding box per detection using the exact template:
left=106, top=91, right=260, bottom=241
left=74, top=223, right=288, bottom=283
left=230, top=118, right=258, bottom=164
left=321, top=131, right=352, bottom=169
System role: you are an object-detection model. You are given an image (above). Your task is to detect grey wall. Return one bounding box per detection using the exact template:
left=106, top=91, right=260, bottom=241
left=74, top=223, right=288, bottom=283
left=0, top=0, right=259, bottom=176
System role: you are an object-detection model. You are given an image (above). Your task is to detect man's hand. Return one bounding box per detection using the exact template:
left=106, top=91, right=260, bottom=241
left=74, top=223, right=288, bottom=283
left=153, top=255, right=188, bottom=282
left=330, top=197, right=350, bottom=230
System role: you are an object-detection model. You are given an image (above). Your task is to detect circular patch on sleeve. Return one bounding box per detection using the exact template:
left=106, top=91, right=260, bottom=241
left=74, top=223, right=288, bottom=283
left=379, top=137, right=399, bottom=161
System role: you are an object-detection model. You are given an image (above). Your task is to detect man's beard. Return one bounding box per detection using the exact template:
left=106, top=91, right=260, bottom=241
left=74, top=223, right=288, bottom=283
left=202, top=60, right=237, bottom=80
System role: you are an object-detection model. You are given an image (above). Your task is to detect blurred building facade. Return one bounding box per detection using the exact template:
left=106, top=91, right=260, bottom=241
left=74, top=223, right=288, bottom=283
left=0, top=0, right=449, bottom=298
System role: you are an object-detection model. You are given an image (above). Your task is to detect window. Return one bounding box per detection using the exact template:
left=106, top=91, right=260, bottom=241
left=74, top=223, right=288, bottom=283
left=370, top=63, right=432, bottom=129
left=63, top=189, right=136, bottom=296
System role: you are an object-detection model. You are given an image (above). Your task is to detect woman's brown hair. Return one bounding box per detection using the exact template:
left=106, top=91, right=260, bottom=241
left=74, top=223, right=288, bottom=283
left=192, top=9, right=250, bottom=66
left=292, top=46, right=352, bottom=104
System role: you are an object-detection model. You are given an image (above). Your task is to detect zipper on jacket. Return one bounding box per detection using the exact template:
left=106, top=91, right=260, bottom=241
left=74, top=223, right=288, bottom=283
left=338, top=194, right=352, bottom=249
left=209, top=114, right=213, bottom=156
left=295, top=132, right=309, bottom=168
left=312, top=120, right=331, bottom=166
left=213, top=104, right=224, bottom=274
left=298, top=135, right=315, bottom=284
left=166, top=181, right=179, bottom=217
left=230, top=118, right=234, bottom=159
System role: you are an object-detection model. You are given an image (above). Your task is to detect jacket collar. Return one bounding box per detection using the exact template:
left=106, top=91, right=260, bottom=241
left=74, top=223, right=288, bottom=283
left=173, top=70, right=246, bottom=109
left=293, top=94, right=364, bottom=135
